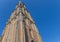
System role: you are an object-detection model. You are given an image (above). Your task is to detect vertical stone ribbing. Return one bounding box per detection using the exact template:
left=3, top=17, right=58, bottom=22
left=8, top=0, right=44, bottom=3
left=31, top=23, right=42, bottom=42
left=1, top=24, right=10, bottom=42
left=1, top=1, right=42, bottom=42
left=5, top=20, right=16, bottom=42
left=10, top=21, right=16, bottom=42
left=25, top=19, right=31, bottom=42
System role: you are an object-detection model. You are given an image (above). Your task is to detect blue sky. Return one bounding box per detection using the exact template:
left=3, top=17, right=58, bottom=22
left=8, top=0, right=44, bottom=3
left=0, top=0, right=60, bottom=42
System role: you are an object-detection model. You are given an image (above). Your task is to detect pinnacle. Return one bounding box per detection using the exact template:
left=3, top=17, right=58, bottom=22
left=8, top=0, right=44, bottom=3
left=18, top=1, right=24, bottom=8
left=19, top=1, right=22, bottom=4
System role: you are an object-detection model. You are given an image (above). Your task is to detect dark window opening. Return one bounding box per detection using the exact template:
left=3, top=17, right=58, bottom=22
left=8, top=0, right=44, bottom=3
left=31, top=40, right=34, bottom=42
left=29, top=29, right=31, bottom=31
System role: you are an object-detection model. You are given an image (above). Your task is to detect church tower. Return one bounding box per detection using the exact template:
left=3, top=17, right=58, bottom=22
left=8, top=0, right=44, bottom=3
left=1, top=1, right=42, bottom=42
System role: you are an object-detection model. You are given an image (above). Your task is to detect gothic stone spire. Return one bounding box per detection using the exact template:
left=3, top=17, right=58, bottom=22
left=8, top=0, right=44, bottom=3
left=1, top=1, right=42, bottom=42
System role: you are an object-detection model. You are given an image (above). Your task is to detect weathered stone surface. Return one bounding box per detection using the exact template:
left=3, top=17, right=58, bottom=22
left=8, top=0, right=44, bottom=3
left=0, top=37, right=1, bottom=40
left=1, top=1, right=42, bottom=42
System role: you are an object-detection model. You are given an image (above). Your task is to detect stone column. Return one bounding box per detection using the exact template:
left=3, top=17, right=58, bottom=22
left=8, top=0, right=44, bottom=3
left=10, top=21, right=16, bottom=42
left=23, top=20, right=26, bottom=42
left=15, top=22, right=18, bottom=42
left=14, top=16, right=19, bottom=42
left=18, top=13, right=23, bottom=42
